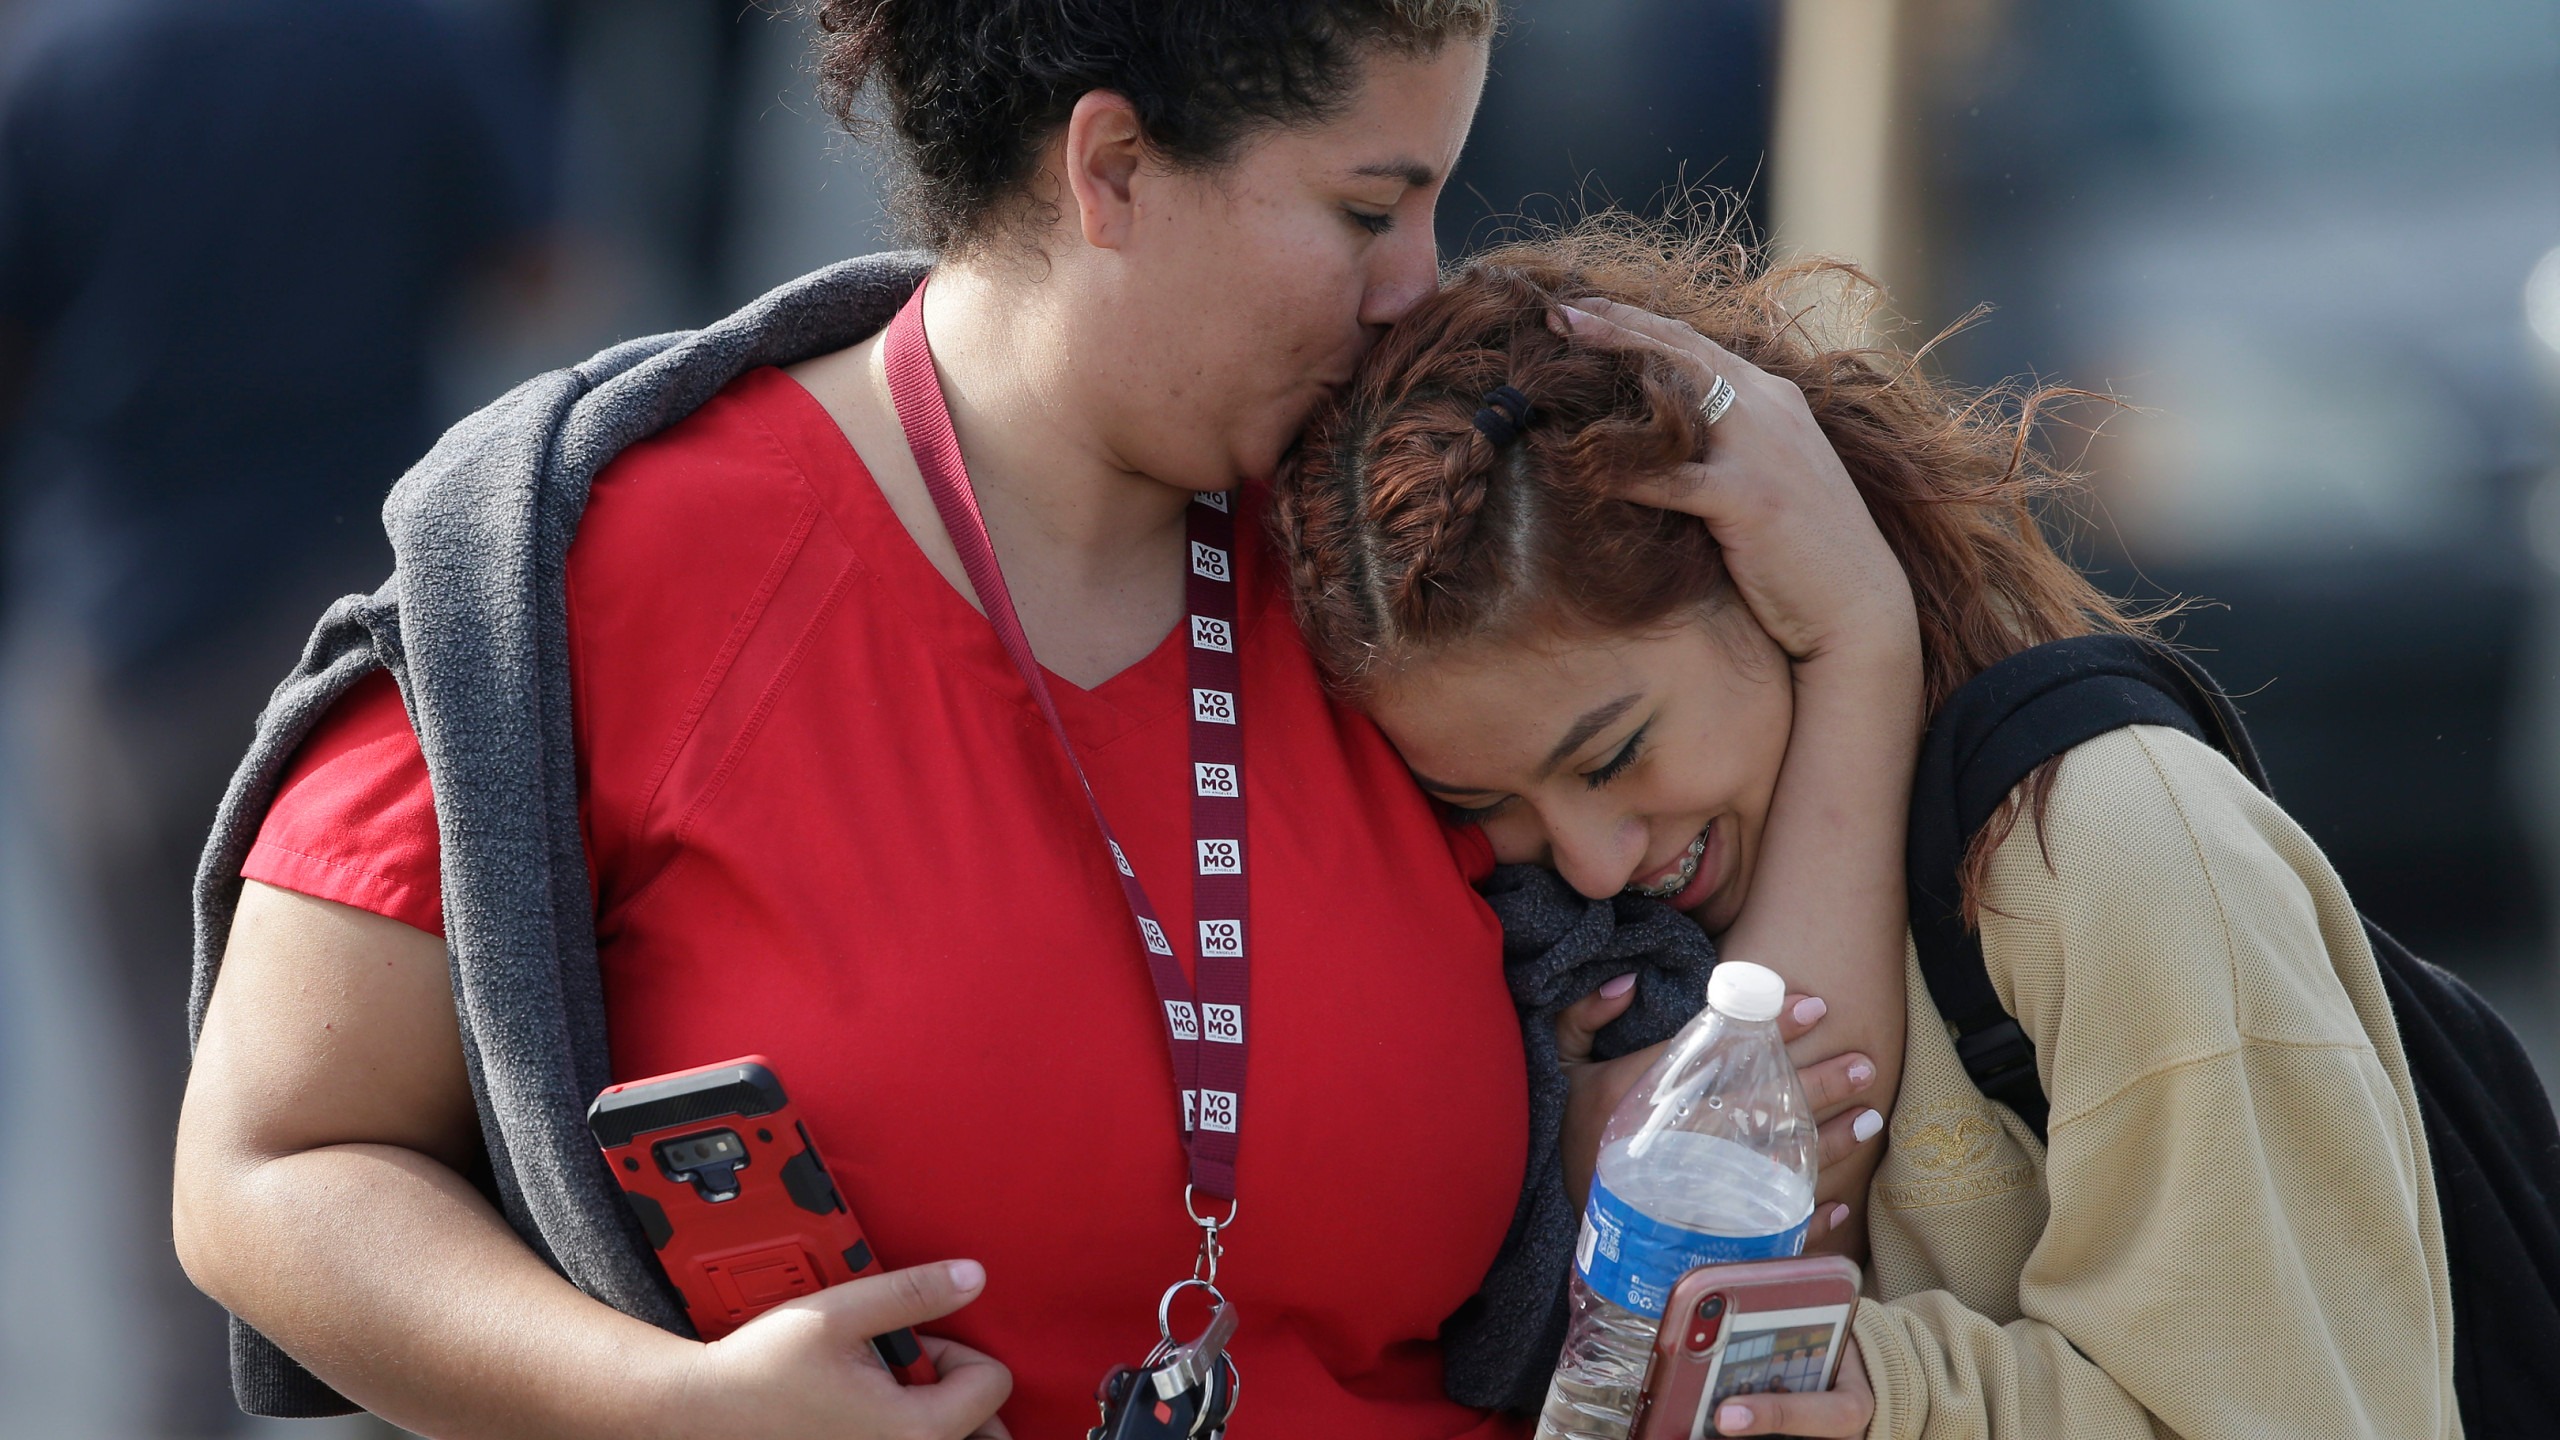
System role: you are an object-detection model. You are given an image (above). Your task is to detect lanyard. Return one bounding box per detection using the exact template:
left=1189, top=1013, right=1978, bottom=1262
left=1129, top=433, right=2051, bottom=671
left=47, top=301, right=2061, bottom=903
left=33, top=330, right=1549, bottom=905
left=883, top=283, right=1251, bottom=1208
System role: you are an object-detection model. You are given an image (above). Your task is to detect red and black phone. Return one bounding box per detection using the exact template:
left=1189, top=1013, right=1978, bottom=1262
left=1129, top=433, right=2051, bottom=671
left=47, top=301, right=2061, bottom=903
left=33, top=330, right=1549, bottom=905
left=587, top=1055, right=937, bottom=1384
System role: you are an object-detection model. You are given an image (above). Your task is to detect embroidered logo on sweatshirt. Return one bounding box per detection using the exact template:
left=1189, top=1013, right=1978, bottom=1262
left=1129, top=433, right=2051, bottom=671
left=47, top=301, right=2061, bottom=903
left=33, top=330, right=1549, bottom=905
left=1875, top=1104, right=2036, bottom=1209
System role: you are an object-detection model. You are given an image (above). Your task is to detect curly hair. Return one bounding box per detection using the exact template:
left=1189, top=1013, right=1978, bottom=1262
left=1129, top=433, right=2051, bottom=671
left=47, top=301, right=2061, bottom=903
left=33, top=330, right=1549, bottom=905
left=1269, top=215, right=2156, bottom=912
left=808, top=1, right=1498, bottom=252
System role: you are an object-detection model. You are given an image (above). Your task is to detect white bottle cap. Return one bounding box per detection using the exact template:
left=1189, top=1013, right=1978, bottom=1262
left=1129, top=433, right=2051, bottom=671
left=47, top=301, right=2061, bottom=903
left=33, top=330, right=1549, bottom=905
left=1707, top=961, right=1786, bottom=1023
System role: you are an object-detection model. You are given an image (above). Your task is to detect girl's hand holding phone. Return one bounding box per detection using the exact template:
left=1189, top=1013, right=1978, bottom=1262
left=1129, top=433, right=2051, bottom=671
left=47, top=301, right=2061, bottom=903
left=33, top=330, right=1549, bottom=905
left=1635, top=1257, right=1874, bottom=1439
left=1709, top=1336, right=1874, bottom=1437
left=672, top=1258, right=1015, bottom=1439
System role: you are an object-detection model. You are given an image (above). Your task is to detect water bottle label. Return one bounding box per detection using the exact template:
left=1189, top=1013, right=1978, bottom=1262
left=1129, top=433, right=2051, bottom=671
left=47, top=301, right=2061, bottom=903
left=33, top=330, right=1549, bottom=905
left=1573, top=1176, right=1810, bottom=1318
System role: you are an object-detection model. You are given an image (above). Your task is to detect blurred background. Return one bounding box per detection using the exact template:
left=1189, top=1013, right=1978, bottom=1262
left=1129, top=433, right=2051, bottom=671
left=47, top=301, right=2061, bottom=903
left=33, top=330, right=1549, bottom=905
left=0, top=0, right=2552, bottom=1434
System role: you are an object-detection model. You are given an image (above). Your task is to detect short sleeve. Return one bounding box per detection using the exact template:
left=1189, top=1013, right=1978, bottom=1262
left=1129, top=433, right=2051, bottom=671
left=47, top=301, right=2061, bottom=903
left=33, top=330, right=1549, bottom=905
left=242, top=669, right=446, bottom=936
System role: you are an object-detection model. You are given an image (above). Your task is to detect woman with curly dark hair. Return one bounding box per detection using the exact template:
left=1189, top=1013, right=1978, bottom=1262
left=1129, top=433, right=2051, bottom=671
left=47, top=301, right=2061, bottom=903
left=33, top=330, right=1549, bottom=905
left=1269, top=224, right=2459, bottom=1438
left=156, top=6, right=1805, bottom=1438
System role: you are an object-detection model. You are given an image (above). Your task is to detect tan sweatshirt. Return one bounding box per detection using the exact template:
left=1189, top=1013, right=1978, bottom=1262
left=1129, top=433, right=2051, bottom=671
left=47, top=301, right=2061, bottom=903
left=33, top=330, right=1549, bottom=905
left=1852, top=725, right=2459, bottom=1439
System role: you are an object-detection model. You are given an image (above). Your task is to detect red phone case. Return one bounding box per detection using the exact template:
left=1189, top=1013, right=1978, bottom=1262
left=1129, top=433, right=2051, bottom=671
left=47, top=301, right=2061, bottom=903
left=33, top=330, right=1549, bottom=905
left=1629, top=1254, right=1861, bottom=1440
left=587, top=1055, right=937, bottom=1383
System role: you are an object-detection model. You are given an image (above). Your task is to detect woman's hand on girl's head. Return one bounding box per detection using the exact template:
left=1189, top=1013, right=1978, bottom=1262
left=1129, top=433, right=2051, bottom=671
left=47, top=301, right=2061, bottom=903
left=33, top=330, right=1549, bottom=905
left=1554, top=982, right=1883, bottom=1240
left=1549, top=299, right=1919, bottom=673
left=674, top=1259, right=1015, bottom=1439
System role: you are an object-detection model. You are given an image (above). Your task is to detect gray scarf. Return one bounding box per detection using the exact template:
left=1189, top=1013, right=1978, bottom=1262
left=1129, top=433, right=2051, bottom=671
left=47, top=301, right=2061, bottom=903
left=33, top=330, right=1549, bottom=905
left=187, top=254, right=1712, bottom=1417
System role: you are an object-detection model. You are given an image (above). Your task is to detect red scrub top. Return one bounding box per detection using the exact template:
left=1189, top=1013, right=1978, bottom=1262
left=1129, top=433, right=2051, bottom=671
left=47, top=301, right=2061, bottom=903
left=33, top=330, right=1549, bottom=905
left=245, top=366, right=1530, bottom=1440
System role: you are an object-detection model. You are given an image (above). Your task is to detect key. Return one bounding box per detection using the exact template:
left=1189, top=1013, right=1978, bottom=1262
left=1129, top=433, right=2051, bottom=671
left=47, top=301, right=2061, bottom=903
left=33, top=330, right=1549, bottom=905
left=1149, top=1295, right=1238, bottom=1405
left=1089, top=1292, right=1240, bottom=1439
left=1090, top=1355, right=1235, bottom=1440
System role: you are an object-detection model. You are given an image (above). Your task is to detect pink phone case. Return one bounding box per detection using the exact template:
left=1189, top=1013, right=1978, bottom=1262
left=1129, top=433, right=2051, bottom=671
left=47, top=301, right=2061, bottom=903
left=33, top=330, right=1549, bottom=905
left=1629, top=1254, right=1861, bottom=1440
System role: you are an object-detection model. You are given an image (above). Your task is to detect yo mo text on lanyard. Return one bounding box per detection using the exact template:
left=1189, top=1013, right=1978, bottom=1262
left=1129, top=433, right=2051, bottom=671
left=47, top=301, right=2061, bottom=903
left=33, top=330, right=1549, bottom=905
left=882, top=283, right=1251, bottom=1205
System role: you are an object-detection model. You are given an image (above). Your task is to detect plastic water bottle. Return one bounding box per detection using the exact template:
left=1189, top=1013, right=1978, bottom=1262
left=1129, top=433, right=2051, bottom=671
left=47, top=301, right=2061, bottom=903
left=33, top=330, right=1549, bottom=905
left=1536, top=961, right=1818, bottom=1440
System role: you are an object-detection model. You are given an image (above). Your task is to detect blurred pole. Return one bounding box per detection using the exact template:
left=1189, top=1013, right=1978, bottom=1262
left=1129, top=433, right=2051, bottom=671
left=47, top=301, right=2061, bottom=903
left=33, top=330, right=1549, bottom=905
left=1769, top=0, right=1925, bottom=322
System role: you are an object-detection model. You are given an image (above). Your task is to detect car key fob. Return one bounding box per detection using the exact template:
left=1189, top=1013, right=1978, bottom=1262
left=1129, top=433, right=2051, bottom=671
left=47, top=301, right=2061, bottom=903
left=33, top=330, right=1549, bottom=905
left=1090, top=1284, right=1240, bottom=1439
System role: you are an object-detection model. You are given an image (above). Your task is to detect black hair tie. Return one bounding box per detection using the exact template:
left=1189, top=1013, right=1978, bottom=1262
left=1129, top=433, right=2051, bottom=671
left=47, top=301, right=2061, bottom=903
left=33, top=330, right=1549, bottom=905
left=1472, top=384, right=1534, bottom=447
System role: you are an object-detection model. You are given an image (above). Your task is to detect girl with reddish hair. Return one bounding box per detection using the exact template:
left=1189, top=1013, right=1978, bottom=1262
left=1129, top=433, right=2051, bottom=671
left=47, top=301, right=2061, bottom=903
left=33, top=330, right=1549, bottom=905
left=1269, top=224, right=2458, bottom=1438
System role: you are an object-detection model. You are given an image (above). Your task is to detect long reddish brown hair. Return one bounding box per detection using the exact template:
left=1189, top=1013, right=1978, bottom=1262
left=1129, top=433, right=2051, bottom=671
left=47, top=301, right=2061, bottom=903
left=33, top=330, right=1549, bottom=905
left=1269, top=217, right=2154, bottom=910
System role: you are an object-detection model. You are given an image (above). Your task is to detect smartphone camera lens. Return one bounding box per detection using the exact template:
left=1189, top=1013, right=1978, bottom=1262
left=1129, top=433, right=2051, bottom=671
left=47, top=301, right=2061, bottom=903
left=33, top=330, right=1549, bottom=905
left=1687, top=1293, right=1727, bottom=1353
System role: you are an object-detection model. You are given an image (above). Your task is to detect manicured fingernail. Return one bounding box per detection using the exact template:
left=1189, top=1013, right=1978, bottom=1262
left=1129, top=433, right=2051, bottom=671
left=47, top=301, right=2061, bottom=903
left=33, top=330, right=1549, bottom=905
left=1599, top=972, right=1637, bottom=999
left=948, top=1259, right=985, bottom=1292
left=1847, top=1059, right=1875, bottom=1087
left=1853, top=1108, right=1885, bottom=1143
left=1791, top=996, right=1827, bottom=1026
left=1560, top=305, right=1593, bottom=328
left=1718, top=1403, right=1752, bottom=1432
left=1829, top=1203, right=1853, bottom=1228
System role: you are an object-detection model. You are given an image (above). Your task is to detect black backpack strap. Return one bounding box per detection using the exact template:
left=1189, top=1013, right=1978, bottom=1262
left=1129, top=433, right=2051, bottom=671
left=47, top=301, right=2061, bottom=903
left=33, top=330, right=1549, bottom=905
left=1907, top=635, right=2262, bottom=1142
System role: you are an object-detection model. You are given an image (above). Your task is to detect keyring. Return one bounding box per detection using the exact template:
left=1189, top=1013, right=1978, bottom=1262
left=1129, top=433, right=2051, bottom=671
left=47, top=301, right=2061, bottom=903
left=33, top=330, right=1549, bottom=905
left=1699, top=372, right=1738, bottom=427
left=1156, top=1277, right=1229, bottom=1344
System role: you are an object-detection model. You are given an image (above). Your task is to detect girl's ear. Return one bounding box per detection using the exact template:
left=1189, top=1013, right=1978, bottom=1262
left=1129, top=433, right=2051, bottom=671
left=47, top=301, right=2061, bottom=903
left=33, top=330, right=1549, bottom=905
left=1060, top=90, right=1146, bottom=252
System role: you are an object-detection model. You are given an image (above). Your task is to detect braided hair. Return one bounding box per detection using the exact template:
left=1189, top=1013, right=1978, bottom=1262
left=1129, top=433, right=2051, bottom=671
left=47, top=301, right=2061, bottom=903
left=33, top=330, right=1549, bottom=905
left=1275, top=249, right=1731, bottom=686
left=1269, top=214, right=2150, bottom=713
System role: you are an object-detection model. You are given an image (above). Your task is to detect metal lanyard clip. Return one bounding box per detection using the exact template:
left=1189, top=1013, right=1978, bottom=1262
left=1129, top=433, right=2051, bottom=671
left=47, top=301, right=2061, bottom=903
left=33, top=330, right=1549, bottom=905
left=1186, top=1185, right=1236, bottom=1286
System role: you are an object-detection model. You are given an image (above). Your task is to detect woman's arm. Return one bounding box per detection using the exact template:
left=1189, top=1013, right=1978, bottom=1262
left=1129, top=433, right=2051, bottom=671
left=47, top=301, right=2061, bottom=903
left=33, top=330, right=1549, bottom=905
left=175, top=881, right=1014, bottom=1440
left=1555, top=653, right=1914, bottom=1255
left=1717, top=635, right=1917, bottom=1259
left=1548, top=299, right=1920, bottom=1256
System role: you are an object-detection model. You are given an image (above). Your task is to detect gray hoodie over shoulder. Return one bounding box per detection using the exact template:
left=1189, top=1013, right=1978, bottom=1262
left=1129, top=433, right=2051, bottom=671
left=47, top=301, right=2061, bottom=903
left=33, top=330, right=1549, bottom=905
left=187, top=255, right=1711, bottom=1418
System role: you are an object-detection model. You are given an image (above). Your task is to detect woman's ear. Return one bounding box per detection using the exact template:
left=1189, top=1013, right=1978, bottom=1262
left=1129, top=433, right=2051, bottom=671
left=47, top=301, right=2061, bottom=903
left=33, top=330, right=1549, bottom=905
left=1061, top=89, right=1147, bottom=251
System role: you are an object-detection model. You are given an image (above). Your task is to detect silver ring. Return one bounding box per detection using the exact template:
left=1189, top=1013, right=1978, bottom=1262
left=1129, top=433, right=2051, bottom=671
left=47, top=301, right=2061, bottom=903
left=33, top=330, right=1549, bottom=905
left=1155, top=1278, right=1227, bottom=1342
left=1699, top=373, right=1738, bottom=427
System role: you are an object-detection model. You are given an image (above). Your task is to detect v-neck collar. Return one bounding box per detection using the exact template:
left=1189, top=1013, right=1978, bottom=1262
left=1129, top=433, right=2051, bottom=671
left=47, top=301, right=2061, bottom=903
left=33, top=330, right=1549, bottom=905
left=749, top=366, right=1190, bottom=749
